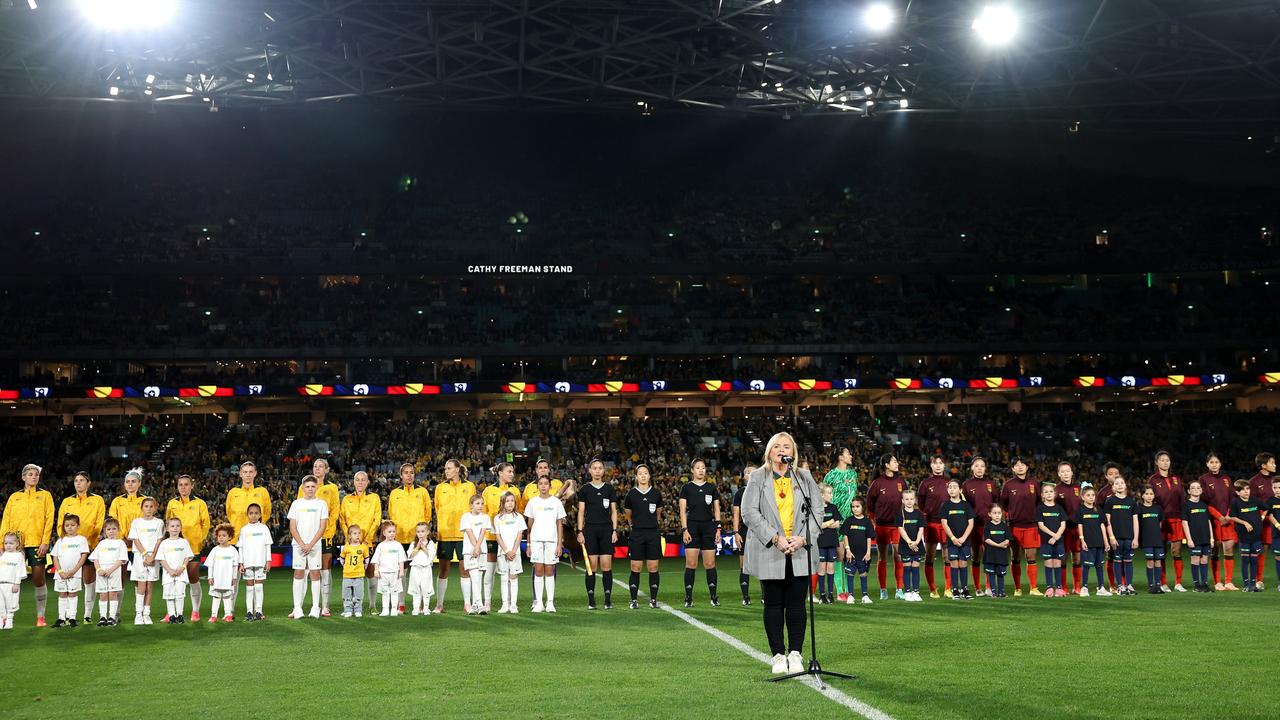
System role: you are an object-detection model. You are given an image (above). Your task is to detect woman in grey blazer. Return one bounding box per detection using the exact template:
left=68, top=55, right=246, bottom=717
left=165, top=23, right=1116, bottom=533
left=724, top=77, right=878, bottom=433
left=741, top=431, right=822, bottom=674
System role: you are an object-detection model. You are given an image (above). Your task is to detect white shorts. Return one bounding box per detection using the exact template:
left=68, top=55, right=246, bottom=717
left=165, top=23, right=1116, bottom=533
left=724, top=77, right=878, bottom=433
left=243, top=567, right=267, bottom=582
left=497, top=552, right=523, bottom=576
left=529, top=541, right=559, bottom=566
left=54, top=576, right=84, bottom=594
left=97, top=571, right=124, bottom=594
left=377, top=574, right=403, bottom=595
left=209, top=587, right=234, bottom=599
left=130, top=561, right=160, bottom=583
left=292, top=543, right=322, bottom=571
left=162, top=575, right=190, bottom=600
left=462, top=551, right=484, bottom=572
left=407, top=566, right=435, bottom=598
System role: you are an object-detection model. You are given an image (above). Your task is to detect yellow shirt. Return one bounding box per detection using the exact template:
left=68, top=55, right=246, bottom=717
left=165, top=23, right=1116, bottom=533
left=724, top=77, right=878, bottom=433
left=434, top=480, right=478, bottom=542
left=339, top=543, right=369, bottom=579
left=521, top=480, right=563, bottom=513
left=774, top=474, right=794, bottom=537
left=165, top=496, right=211, bottom=553
left=482, top=483, right=518, bottom=540
left=226, top=486, right=273, bottom=544
left=107, top=494, right=144, bottom=548
left=1, top=487, right=55, bottom=549
left=298, top=482, right=341, bottom=541
left=58, top=494, right=106, bottom=548
left=387, top=485, right=433, bottom=544
left=339, top=492, right=382, bottom=546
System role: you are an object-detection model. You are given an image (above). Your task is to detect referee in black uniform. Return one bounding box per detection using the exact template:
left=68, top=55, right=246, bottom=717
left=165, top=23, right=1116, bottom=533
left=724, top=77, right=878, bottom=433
left=680, top=459, right=722, bottom=607
left=577, top=459, right=617, bottom=610
left=624, top=464, right=663, bottom=608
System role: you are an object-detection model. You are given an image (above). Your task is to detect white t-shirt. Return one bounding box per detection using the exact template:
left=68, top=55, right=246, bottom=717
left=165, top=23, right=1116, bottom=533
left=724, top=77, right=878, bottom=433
left=494, top=513, right=527, bottom=552
left=408, top=541, right=435, bottom=568
left=0, top=550, right=28, bottom=584
left=287, top=497, right=329, bottom=544
left=157, top=537, right=194, bottom=572
left=51, top=535, right=91, bottom=571
left=372, top=540, right=407, bottom=575
left=237, top=522, right=274, bottom=568
left=128, top=517, right=165, bottom=555
left=459, top=512, right=493, bottom=555
left=88, top=538, right=129, bottom=572
left=204, top=545, right=241, bottom=591
left=524, top=496, right=567, bottom=543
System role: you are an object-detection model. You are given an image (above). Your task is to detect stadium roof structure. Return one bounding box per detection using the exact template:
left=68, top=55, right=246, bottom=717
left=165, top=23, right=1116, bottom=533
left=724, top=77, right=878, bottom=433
left=2, top=0, right=1280, bottom=134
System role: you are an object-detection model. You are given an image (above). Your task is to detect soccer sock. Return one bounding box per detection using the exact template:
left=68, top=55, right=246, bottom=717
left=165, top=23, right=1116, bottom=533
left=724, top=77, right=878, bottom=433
left=189, top=580, right=201, bottom=614
left=877, top=555, right=887, bottom=589
left=175, top=591, right=186, bottom=618
left=1012, top=560, right=1022, bottom=591
left=56, top=596, right=66, bottom=621
left=684, top=568, right=695, bottom=599
left=629, top=571, right=640, bottom=601
left=83, top=581, right=96, bottom=616
left=131, top=590, right=143, bottom=618
left=894, top=558, right=903, bottom=589
left=484, top=561, right=497, bottom=605
left=834, top=562, right=846, bottom=594
left=706, top=567, right=717, bottom=599
left=817, top=572, right=827, bottom=597
left=1174, top=556, right=1184, bottom=585
left=826, top=571, right=835, bottom=597
left=533, top=575, right=544, bottom=605
left=971, top=563, right=982, bottom=590
left=292, top=578, right=305, bottom=610
left=924, top=562, right=936, bottom=593
left=470, top=572, right=484, bottom=608
left=740, top=572, right=751, bottom=600
left=1106, top=562, right=1115, bottom=588
left=545, top=575, right=556, bottom=604
left=1211, top=557, right=1221, bottom=584
left=1072, top=564, right=1082, bottom=592
left=986, top=572, right=995, bottom=593
left=1160, top=558, right=1168, bottom=585
left=1257, top=554, right=1266, bottom=583
left=382, top=592, right=391, bottom=614
left=649, top=572, right=660, bottom=600
left=997, top=572, right=1006, bottom=594
left=1027, top=563, right=1038, bottom=591
left=99, top=598, right=109, bottom=618
left=461, top=575, right=473, bottom=609
left=34, top=585, right=48, bottom=618
left=602, top=570, right=613, bottom=602
left=1225, top=557, right=1234, bottom=584
left=320, top=568, right=331, bottom=609
left=586, top=572, right=597, bottom=603
left=309, top=577, right=322, bottom=610
left=435, top=578, right=449, bottom=608
left=509, top=578, right=519, bottom=607
left=860, top=574, right=868, bottom=595
left=256, top=584, right=265, bottom=613
left=1112, top=560, right=1122, bottom=587
left=501, top=575, right=511, bottom=607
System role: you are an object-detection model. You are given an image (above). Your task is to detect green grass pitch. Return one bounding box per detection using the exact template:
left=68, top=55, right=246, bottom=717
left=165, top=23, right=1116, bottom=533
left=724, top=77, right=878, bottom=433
left=1, top=558, right=1275, bottom=719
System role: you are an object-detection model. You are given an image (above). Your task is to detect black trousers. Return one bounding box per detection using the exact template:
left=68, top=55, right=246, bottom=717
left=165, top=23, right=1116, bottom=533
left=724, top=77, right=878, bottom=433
left=760, top=560, right=808, bottom=656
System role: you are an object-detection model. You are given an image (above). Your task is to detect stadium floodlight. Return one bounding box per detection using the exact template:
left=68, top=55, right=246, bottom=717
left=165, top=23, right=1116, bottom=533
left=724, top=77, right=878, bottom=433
left=898, top=98, right=909, bottom=108
left=972, top=4, right=1018, bottom=46
left=863, top=3, right=894, bottom=32
left=78, top=0, right=176, bottom=30
left=108, top=86, right=119, bottom=96
left=29, top=0, right=38, bottom=10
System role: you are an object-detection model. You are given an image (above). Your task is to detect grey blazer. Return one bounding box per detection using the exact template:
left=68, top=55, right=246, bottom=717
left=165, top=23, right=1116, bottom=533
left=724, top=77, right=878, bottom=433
left=741, top=464, right=822, bottom=580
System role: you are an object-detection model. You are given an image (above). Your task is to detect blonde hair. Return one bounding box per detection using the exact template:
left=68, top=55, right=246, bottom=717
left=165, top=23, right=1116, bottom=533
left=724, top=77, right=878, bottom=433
left=378, top=520, right=397, bottom=539
left=497, top=491, right=519, bottom=516
left=761, top=432, right=799, bottom=466
left=347, top=524, right=363, bottom=542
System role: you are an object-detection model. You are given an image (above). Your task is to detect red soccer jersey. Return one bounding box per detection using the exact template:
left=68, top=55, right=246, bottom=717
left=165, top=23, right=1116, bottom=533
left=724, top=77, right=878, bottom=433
left=962, top=477, right=996, bottom=521
left=999, top=477, right=1038, bottom=527
left=866, top=474, right=906, bottom=527
left=1249, top=473, right=1276, bottom=504
left=1095, top=482, right=1115, bottom=506
left=1055, top=482, right=1083, bottom=523
left=917, top=474, right=949, bottom=523
left=1148, top=473, right=1185, bottom=519
left=1199, top=472, right=1233, bottom=517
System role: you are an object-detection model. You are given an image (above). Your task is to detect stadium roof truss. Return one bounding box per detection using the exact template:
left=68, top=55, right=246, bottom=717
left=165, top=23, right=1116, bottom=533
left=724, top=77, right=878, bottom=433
left=2, top=0, right=1280, bottom=131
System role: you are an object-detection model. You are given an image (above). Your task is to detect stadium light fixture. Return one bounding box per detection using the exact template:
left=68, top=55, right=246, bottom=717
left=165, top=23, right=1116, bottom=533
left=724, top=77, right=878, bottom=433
left=28, top=0, right=38, bottom=9
left=78, top=0, right=176, bottom=30
left=863, top=3, right=894, bottom=32
left=898, top=98, right=909, bottom=108
left=108, top=86, right=120, bottom=96
left=972, top=4, right=1018, bottom=46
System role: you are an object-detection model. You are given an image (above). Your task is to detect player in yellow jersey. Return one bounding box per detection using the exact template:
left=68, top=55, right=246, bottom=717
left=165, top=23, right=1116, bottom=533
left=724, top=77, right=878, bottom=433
left=388, top=463, right=432, bottom=547
left=57, top=471, right=105, bottom=622
left=520, top=459, right=577, bottom=511
left=107, top=468, right=146, bottom=615
left=339, top=470, right=383, bottom=608
left=166, top=474, right=210, bottom=621
left=299, top=458, right=341, bottom=616
left=226, top=462, right=272, bottom=544
left=481, top=462, right=519, bottom=612
left=433, top=459, right=477, bottom=612
left=1, top=464, right=55, bottom=626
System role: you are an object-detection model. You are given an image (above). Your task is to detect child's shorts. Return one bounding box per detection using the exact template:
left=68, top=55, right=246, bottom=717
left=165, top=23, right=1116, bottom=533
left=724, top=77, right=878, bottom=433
left=1040, top=541, right=1065, bottom=560
left=1142, top=546, right=1165, bottom=561
left=817, top=546, right=837, bottom=563
left=243, top=566, right=267, bottom=582
left=129, top=561, right=159, bottom=583
left=1240, top=541, right=1263, bottom=555
left=162, top=576, right=189, bottom=600
left=846, top=558, right=869, bottom=574
left=900, top=551, right=922, bottom=563
left=497, top=553, right=523, bottom=576
left=97, top=571, right=123, bottom=594
left=377, top=575, right=403, bottom=595
left=1189, top=544, right=1212, bottom=557
left=1113, top=544, right=1135, bottom=562
left=983, top=563, right=1007, bottom=576
left=947, top=544, right=972, bottom=561
left=54, top=575, right=83, bottom=593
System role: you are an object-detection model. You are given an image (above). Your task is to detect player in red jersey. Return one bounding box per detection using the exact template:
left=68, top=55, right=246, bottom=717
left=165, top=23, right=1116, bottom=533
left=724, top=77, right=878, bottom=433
left=1199, top=452, right=1237, bottom=591
left=866, top=454, right=905, bottom=600
left=1147, top=450, right=1187, bottom=592
left=961, top=457, right=996, bottom=594
left=1096, top=462, right=1123, bottom=591
left=1053, top=461, right=1083, bottom=594
left=1248, top=452, right=1275, bottom=589
left=917, top=456, right=951, bottom=598
left=998, top=457, right=1041, bottom=596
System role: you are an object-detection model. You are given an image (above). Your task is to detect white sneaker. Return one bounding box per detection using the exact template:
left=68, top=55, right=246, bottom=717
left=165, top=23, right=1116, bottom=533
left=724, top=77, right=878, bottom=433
left=1079, top=587, right=1090, bottom=597
left=1159, top=584, right=1171, bottom=593
left=1095, top=587, right=1111, bottom=596
left=1257, top=581, right=1265, bottom=591
left=510, top=606, right=519, bottom=614
left=354, top=611, right=363, bottom=617
left=771, top=654, right=788, bottom=674
left=341, top=611, right=353, bottom=618
left=308, top=607, right=321, bottom=619
left=1173, top=584, right=1187, bottom=593
left=142, top=615, right=153, bottom=625
left=787, top=651, right=804, bottom=673
left=845, top=594, right=857, bottom=605
left=860, top=594, right=873, bottom=605
left=545, top=603, right=557, bottom=613
left=289, top=608, right=304, bottom=619
left=531, top=603, right=544, bottom=613
left=497, top=605, right=510, bottom=614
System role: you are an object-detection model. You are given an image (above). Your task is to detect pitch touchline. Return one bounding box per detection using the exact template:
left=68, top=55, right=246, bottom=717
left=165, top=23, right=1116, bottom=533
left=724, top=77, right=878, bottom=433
left=564, top=564, right=896, bottom=720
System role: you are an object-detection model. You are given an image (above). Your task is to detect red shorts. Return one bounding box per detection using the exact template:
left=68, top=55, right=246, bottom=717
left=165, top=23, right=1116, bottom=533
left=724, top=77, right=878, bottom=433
left=1011, top=526, right=1040, bottom=551
left=1265, top=525, right=1274, bottom=545
left=1216, top=521, right=1237, bottom=543
left=1064, top=531, right=1082, bottom=554
left=969, top=521, right=986, bottom=549
left=925, top=522, right=946, bottom=546
left=1162, top=518, right=1185, bottom=543
left=875, top=524, right=900, bottom=549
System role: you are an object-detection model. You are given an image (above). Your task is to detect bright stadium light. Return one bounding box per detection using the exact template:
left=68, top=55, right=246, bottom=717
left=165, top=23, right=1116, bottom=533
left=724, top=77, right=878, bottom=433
left=863, top=3, right=894, bottom=32
left=972, top=4, right=1019, bottom=46
left=78, top=0, right=176, bottom=30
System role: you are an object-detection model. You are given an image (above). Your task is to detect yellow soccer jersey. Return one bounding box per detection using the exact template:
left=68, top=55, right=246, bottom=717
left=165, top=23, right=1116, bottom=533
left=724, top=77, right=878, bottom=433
left=339, top=492, right=382, bottom=546
left=165, top=496, right=211, bottom=553
left=434, top=480, right=477, bottom=542
left=339, top=543, right=369, bottom=579
left=1, top=487, right=55, bottom=549
left=226, top=486, right=273, bottom=544
left=107, top=494, right=144, bottom=549
left=521, top=479, right=563, bottom=513
left=58, top=493, right=106, bottom=547
left=388, top=485, right=433, bottom=544
left=483, top=484, right=519, bottom=541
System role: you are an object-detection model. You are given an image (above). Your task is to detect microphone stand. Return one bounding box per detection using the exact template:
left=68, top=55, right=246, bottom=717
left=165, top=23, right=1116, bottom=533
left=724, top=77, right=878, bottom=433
left=769, top=458, right=855, bottom=685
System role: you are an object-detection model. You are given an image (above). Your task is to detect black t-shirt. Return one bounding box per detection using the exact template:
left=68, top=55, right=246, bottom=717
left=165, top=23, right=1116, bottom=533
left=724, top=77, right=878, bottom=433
left=1075, top=505, right=1107, bottom=548
left=579, top=482, right=616, bottom=526
left=1037, top=503, right=1067, bottom=544
left=818, top=502, right=842, bottom=548
left=941, top=498, right=974, bottom=543
left=984, top=521, right=1010, bottom=566
left=733, top=486, right=747, bottom=534
left=680, top=481, right=718, bottom=524
left=1137, top=503, right=1165, bottom=547
left=1104, top=496, right=1137, bottom=540
left=841, top=515, right=874, bottom=558
left=898, top=508, right=925, bottom=554
left=625, top=486, right=661, bottom=532
left=1181, top=500, right=1213, bottom=546
left=1231, top=496, right=1263, bottom=544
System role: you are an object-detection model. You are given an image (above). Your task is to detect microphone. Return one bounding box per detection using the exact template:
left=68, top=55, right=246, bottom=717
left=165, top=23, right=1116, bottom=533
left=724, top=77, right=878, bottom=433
left=781, top=455, right=794, bottom=465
